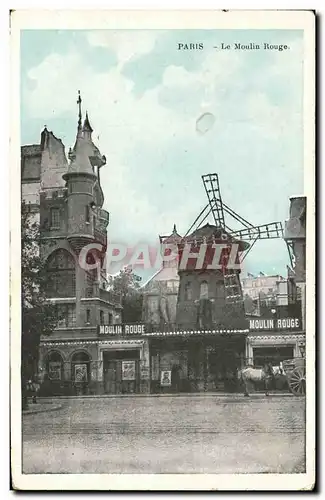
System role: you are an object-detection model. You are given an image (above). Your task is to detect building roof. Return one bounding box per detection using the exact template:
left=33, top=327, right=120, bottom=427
left=159, top=224, right=182, bottom=244
left=184, top=223, right=250, bottom=251
left=141, top=265, right=179, bottom=289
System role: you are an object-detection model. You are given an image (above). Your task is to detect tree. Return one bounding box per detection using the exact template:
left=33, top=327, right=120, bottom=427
left=108, top=266, right=143, bottom=323
left=243, top=294, right=256, bottom=315
left=21, top=202, right=57, bottom=409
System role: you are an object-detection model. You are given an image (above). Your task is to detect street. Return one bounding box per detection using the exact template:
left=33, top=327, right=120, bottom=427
left=22, top=395, right=305, bottom=474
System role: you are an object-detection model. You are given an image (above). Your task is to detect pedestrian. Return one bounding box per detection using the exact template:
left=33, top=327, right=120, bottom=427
left=32, top=379, right=40, bottom=404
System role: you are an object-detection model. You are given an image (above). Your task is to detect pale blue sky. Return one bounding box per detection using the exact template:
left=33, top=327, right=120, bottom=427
left=21, top=29, right=304, bottom=278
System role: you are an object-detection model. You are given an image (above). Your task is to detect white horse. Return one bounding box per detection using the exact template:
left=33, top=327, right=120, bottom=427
left=238, top=363, right=275, bottom=397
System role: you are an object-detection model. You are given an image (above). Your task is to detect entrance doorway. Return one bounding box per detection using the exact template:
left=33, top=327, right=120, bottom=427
left=208, top=348, right=241, bottom=392
left=71, top=351, right=91, bottom=395
left=103, top=349, right=140, bottom=394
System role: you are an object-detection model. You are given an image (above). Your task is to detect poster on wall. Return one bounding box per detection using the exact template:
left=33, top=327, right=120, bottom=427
left=48, top=362, right=62, bottom=380
left=122, top=360, right=136, bottom=381
left=160, top=370, right=172, bottom=387
left=74, top=364, right=88, bottom=382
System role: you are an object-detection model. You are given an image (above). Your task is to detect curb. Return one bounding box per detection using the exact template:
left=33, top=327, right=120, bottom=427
left=23, top=404, right=63, bottom=415
left=38, top=392, right=296, bottom=401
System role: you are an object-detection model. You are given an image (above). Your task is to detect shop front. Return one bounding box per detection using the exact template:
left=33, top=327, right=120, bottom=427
left=147, top=329, right=248, bottom=393
left=102, top=349, right=140, bottom=394
left=246, top=331, right=305, bottom=366
left=38, top=336, right=151, bottom=395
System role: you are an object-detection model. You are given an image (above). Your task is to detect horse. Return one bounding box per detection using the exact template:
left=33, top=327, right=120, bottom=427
left=238, top=363, right=275, bottom=397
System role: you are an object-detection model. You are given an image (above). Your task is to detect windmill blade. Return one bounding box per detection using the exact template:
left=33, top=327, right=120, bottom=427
left=230, top=222, right=284, bottom=240
left=240, top=235, right=259, bottom=261
left=202, top=173, right=225, bottom=227
left=222, top=203, right=255, bottom=229
left=185, top=204, right=210, bottom=237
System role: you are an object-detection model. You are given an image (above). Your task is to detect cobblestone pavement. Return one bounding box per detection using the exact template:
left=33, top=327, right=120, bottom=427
left=22, top=394, right=305, bottom=474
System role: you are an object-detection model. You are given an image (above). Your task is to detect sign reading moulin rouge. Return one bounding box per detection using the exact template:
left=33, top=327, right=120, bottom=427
left=249, top=317, right=301, bottom=331
left=98, top=324, right=146, bottom=336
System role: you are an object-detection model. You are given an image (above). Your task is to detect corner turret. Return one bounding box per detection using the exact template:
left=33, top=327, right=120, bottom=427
left=62, top=92, right=109, bottom=254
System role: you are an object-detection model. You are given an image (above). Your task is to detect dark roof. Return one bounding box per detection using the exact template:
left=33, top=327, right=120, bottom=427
left=21, top=145, right=41, bottom=181
left=185, top=223, right=250, bottom=251
left=83, top=112, right=93, bottom=133
left=186, top=223, right=222, bottom=240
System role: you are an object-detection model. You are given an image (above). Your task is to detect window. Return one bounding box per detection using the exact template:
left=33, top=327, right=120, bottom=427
left=86, top=309, right=91, bottom=324
left=200, top=280, right=209, bottom=299
left=185, top=283, right=192, bottom=301
left=56, top=304, right=76, bottom=328
left=67, top=305, right=76, bottom=326
left=46, top=250, right=76, bottom=298
left=86, top=204, right=90, bottom=223
left=108, top=313, right=113, bottom=325
left=100, top=310, right=104, bottom=325
left=50, top=208, right=60, bottom=229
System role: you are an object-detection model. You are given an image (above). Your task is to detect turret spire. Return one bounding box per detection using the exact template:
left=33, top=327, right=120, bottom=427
left=77, top=90, right=82, bottom=133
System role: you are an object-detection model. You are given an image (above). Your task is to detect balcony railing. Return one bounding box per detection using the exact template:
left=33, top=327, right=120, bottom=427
left=94, top=228, right=107, bottom=247
left=93, top=208, right=109, bottom=247
left=95, top=208, right=109, bottom=231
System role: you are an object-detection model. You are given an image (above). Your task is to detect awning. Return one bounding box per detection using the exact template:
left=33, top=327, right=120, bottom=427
left=144, top=329, right=249, bottom=337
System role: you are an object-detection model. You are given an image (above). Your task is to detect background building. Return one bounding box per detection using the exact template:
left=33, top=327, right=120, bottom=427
left=245, top=196, right=306, bottom=368
left=141, top=224, right=181, bottom=329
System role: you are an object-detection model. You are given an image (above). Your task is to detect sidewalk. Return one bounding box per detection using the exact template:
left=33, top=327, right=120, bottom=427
left=23, top=402, right=62, bottom=415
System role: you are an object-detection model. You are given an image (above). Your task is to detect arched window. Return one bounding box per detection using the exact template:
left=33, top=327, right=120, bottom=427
left=200, top=280, right=209, bottom=299
left=185, top=283, right=192, bottom=301
left=85, top=252, right=97, bottom=298
left=46, top=249, right=76, bottom=297
left=47, top=351, right=63, bottom=381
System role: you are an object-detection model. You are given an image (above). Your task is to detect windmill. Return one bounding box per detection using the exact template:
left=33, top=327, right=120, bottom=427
left=176, top=173, right=288, bottom=327
left=185, top=173, right=285, bottom=259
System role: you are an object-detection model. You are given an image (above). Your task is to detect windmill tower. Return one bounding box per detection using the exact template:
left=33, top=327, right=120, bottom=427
left=176, top=173, right=285, bottom=331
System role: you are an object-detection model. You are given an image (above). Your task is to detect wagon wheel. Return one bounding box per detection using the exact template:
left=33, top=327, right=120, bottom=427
left=288, top=367, right=306, bottom=396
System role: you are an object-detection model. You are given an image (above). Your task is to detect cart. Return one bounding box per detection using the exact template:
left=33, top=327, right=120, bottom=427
left=282, top=357, right=306, bottom=396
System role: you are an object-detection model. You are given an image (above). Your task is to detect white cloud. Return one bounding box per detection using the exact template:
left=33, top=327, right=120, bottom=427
left=87, top=30, right=159, bottom=69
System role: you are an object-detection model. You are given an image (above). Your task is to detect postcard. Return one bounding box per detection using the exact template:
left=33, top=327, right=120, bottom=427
left=10, top=9, right=315, bottom=491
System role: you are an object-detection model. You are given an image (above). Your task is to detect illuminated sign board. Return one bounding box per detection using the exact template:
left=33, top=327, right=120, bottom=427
left=98, top=324, right=146, bottom=336
left=249, top=317, right=301, bottom=331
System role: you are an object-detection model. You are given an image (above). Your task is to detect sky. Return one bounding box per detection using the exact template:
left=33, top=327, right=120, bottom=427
left=20, top=29, right=304, bottom=280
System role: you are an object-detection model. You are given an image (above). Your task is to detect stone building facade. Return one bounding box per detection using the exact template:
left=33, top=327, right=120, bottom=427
left=245, top=196, right=306, bottom=368
left=22, top=97, right=151, bottom=395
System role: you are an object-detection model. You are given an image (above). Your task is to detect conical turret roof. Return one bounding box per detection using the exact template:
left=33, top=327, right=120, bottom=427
left=64, top=136, right=96, bottom=178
